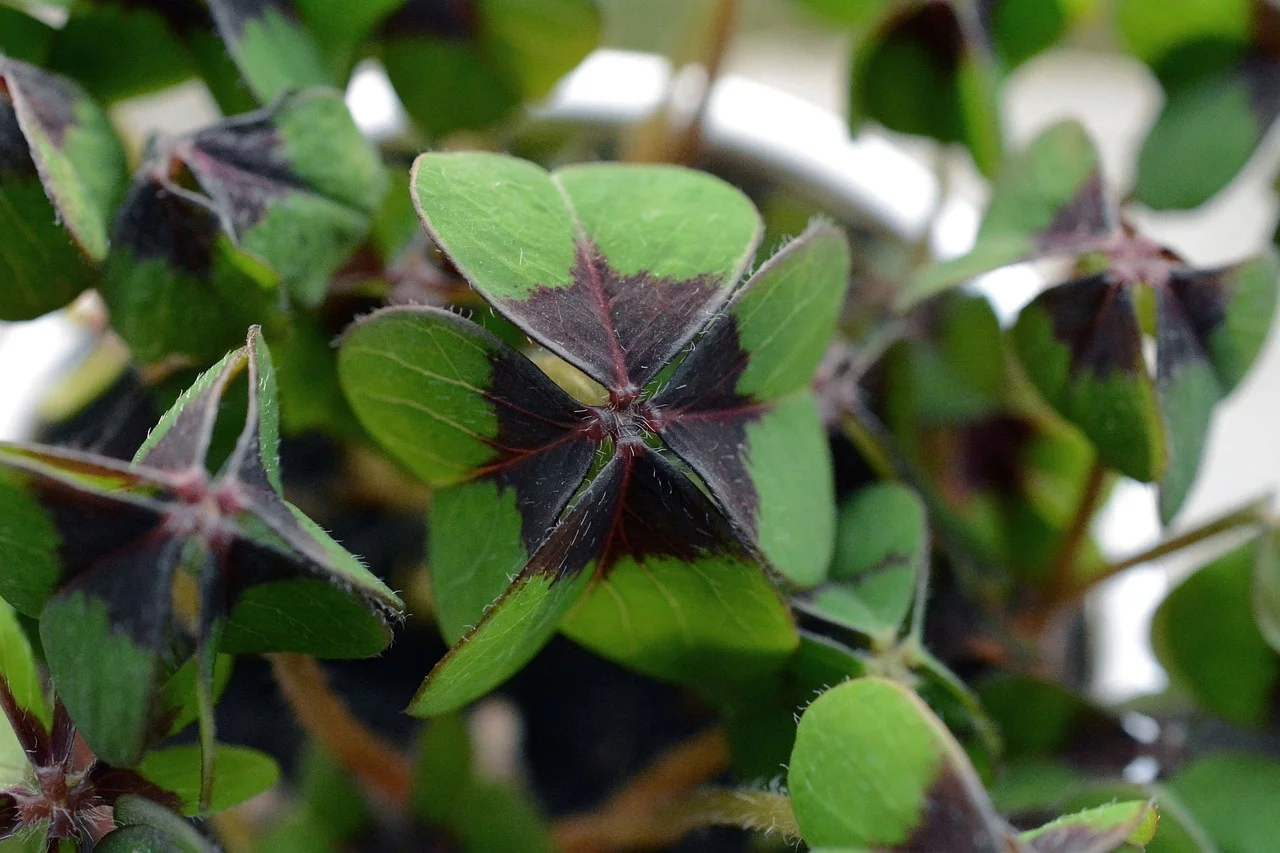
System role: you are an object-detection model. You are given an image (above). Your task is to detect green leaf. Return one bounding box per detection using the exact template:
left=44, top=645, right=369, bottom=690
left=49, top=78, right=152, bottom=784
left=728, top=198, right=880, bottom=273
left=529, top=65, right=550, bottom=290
left=803, top=482, right=926, bottom=642
left=291, top=0, right=403, bottom=77
left=104, top=89, right=383, bottom=353
left=410, top=567, right=595, bottom=717
left=339, top=306, right=596, bottom=643
left=1020, top=801, right=1158, bottom=851
left=1257, top=529, right=1280, bottom=655
left=1011, top=275, right=1165, bottom=482
left=161, top=654, right=234, bottom=737
left=1116, top=0, right=1251, bottom=66
left=0, top=57, right=127, bottom=320
left=46, top=4, right=196, bottom=103
left=411, top=714, right=554, bottom=852
left=0, top=6, right=53, bottom=65
left=720, top=632, right=867, bottom=783
left=1152, top=539, right=1279, bottom=726
left=377, top=0, right=601, bottom=136
left=139, top=744, right=281, bottom=815
left=850, top=4, right=1004, bottom=175
left=649, top=221, right=849, bottom=586
left=207, top=0, right=333, bottom=102
left=103, top=795, right=218, bottom=853
left=410, top=153, right=762, bottom=390
left=0, top=468, right=61, bottom=617
left=1168, top=752, right=1280, bottom=853
left=900, top=120, right=1113, bottom=311
left=1134, top=72, right=1272, bottom=210
left=101, top=183, right=286, bottom=364
left=1156, top=253, right=1280, bottom=521
left=0, top=600, right=44, bottom=789
left=561, top=543, right=798, bottom=687
left=788, top=677, right=1009, bottom=849
left=40, top=542, right=184, bottom=767
left=978, top=674, right=1133, bottom=768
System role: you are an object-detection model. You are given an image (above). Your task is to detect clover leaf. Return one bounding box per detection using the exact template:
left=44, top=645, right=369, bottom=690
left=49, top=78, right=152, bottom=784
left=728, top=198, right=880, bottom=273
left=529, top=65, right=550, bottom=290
left=101, top=88, right=384, bottom=364
left=339, top=154, right=851, bottom=714
left=0, top=328, right=402, bottom=784
left=0, top=55, right=126, bottom=320
left=789, top=677, right=1156, bottom=852
left=906, top=121, right=1279, bottom=521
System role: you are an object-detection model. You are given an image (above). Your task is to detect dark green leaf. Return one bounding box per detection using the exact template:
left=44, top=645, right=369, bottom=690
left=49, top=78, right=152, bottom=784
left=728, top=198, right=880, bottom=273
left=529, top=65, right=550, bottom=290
left=207, top=0, right=332, bottom=102
left=0, top=7, right=53, bottom=65
left=378, top=0, right=601, bottom=136
left=720, top=632, right=867, bottom=783
left=1011, top=275, right=1165, bottom=481
left=1135, top=70, right=1278, bottom=210
left=46, top=4, right=195, bottom=103
left=1168, top=752, right=1280, bottom=853
left=1153, top=540, right=1278, bottom=725
left=850, top=4, right=1003, bottom=175
left=1156, top=253, right=1280, bottom=521
left=102, top=795, right=217, bottom=853
left=0, top=57, right=127, bottom=320
left=1257, top=529, right=1280, bottom=655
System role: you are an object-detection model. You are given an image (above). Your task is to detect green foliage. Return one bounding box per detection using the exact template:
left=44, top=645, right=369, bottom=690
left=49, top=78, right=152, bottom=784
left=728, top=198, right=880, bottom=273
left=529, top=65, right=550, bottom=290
left=1153, top=538, right=1279, bottom=726
left=0, top=2, right=1278, bottom=850
left=789, top=677, right=1153, bottom=851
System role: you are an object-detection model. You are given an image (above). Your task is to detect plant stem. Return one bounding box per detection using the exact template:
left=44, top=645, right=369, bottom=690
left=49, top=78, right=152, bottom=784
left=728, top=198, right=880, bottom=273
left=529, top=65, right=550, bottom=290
left=552, top=727, right=731, bottom=853
left=668, top=0, right=741, bottom=164
left=1087, top=497, right=1270, bottom=589
left=662, top=788, right=799, bottom=840
left=267, top=654, right=412, bottom=809
left=1044, top=458, right=1108, bottom=605
left=838, top=403, right=900, bottom=482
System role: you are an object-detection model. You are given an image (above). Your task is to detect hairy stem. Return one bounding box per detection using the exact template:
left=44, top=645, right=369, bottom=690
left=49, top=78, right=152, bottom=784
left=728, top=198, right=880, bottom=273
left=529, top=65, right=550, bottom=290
left=267, top=653, right=412, bottom=808
left=663, top=788, right=799, bottom=840
left=553, top=727, right=731, bottom=853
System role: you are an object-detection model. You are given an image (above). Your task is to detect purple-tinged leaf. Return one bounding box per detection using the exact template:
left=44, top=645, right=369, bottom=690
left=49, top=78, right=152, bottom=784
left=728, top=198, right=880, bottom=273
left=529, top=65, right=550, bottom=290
left=902, top=121, right=1115, bottom=310
left=1156, top=252, right=1277, bottom=521
left=340, top=305, right=597, bottom=640
left=40, top=533, right=186, bottom=767
left=408, top=452, right=623, bottom=716
left=1021, top=801, right=1157, bottom=852
left=0, top=57, right=126, bottom=319
left=650, top=222, right=848, bottom=586
left=789, top=678, right=1014, bottom=850
left=561, top=448, right=797, bottom=687
left=1011, top=274, right=1165, bottom=482
left=0, top=329, right=402, bottom=773
left=410, top=154, right=761, bottom=394
left=102, top=173, right=286, bottom=364
left=136, top=348, right=247, bottom=477
left=206, top=0, right=331, bottom=102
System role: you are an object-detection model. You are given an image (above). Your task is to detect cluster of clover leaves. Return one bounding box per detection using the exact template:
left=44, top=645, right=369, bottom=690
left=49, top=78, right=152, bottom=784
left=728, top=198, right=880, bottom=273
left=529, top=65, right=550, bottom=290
left=0, top=0, right=1279, bottom=848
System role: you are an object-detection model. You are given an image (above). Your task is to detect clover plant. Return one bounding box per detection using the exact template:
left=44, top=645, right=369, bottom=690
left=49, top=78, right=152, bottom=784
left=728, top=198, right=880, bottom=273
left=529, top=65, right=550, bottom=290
left=0, top=1, right=1278, bottom=851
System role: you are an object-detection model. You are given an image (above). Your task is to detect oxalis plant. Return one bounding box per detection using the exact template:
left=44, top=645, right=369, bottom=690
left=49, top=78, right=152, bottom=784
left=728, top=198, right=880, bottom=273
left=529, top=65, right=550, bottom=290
left=2, top=0, right=1280, bottom=852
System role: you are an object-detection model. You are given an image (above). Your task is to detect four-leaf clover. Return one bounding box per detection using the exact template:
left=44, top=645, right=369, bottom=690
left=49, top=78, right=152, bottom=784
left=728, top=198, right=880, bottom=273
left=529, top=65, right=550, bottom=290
left=339, top=154, right=851, bottom=714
